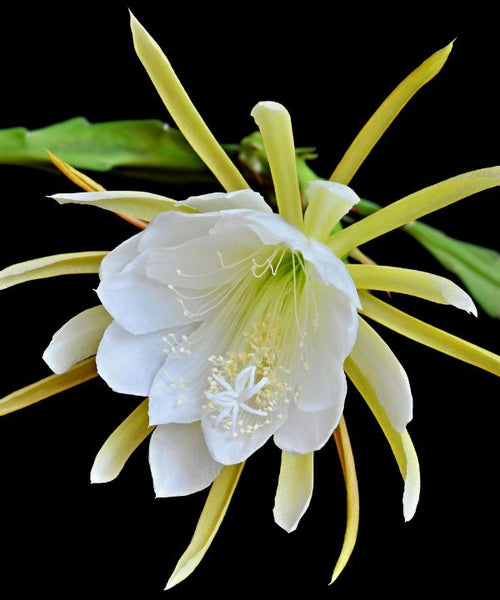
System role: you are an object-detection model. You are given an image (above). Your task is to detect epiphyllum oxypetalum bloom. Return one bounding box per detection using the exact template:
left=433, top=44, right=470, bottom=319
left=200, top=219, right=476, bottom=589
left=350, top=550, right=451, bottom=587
left=94, top=184, right=361, bottom=482
left=2, top=12, right=500, bottom=592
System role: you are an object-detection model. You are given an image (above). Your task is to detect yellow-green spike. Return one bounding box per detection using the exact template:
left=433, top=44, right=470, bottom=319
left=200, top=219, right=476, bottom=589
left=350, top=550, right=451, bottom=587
left=330, top=41, right=453, bottom=185
left=130, top=12, right=248, bottom=193
left=251, top=101, right=304, bottom=230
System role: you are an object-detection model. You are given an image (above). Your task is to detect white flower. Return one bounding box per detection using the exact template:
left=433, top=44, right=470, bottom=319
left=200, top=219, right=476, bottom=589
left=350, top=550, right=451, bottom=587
left=94, top=188, right=360, bottom=495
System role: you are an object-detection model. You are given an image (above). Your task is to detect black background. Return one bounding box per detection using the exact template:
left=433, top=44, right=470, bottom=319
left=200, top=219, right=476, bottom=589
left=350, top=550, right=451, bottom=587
left=1, top=2, right=499, bottom=597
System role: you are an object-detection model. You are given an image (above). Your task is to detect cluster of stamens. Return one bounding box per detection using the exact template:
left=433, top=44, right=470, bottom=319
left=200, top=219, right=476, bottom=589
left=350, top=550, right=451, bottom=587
left=203, top=317, right=293, bottom=437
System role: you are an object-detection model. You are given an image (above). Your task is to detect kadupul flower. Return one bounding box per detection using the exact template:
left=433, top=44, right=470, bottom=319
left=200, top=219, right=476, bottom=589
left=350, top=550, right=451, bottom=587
left=1, top=12, right=499, bottom=590
left=76, top=187, right=360, bottom=480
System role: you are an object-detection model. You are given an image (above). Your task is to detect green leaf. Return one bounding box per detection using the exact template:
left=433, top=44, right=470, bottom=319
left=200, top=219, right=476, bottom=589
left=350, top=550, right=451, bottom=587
left=406, top=221, right=500, bottom=318
left=0, top=118, right=218, bottom=183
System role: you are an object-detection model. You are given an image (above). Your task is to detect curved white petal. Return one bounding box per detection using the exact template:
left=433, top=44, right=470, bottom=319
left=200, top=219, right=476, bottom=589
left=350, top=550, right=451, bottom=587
left=149, top=423, right=223, bottom=497
left=213, top=209, right=306, bottom=248
left=273, top=451, right=314, bottom=532
left=273, top=402, right=340, bottom=454
left=144, top=224, right=262, bottom=291
left=43, top=306, right=112, bottom=374
left=201, top=408, right=287, bottom=465
left=99, top=234, right=142, bottom=279
left=184, top=189, right=272, bottom=213
left=295, top=289, right=357, bottom=413
left=211, top=209, right=360, bottom=303
left=349, top=317, right=413, bottom=431
left=148, top=353, right=207, bottom=424
left=97, top=321, right=173, bottom=396
left=138, top=210, right=220, bottom=253
left=97, top=255, right=196, bottom=334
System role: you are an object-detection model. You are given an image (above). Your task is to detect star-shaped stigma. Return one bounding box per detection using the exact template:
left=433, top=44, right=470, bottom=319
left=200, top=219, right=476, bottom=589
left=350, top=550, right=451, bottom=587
left=204, top=365, right=269, bottom=436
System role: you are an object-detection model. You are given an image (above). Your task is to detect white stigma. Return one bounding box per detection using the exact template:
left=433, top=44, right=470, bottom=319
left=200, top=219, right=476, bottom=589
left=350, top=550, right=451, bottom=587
left=204, top=365, right=269, bottom=436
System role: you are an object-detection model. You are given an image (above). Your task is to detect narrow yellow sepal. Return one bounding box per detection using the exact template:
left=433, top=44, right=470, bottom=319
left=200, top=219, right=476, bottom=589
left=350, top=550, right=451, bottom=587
left=91, top=398, right=154, bottom=483
left=251, top=101, right=304, bottom=230
left=165, top=462, right=245, bottom=590
left=348, top=264, right=477, bottom=314
left=331, top=416, right=360, bottom=584
left=130, top=12, right=248, bottom=193
left=273, top=451, right=314, bottom=532
left=47, top=149, right=105, bottom=192
left=344, top=357, right=420, bottom=521
left=330, top=41, right=453, bottom=185
left=329, top=167, right=500, bottom=258
left=0, top=251, right=107, bottom=290
left=48, top=149, right=148, bottom=230
left=0, top=357, right=98, bottom=416
left=359, top=291, right=500, bottom=376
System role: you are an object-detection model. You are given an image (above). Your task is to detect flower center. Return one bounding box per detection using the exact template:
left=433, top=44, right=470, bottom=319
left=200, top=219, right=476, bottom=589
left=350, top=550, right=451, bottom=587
left=203, top=317, right=294, bottom=437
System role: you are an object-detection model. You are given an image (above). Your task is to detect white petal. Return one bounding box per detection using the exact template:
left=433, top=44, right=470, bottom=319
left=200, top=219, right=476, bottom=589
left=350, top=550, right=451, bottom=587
left=148, top=314, right=237, bottom=426
left=296, top=289, right=358, bottom=413
left=305, top=237, right=360, bottom=305
left=201, top=405, right=287, bottom=465
left=99, top=234, right=142, bottom=279
left=96, top=321, right=172, bottom=396
left=274, top=403, right=340, bottom=454
left=212, top=209, right=360, bottom=304
left=148, top=353, right=206, bottom=424
left=43, top=306, right=112, bottom=374
left=97, top=254, right=196, bottom=334
left=149, top=423, right=222, bottom=497
left=349, top=317, right=413, bottom=431
left=144, top=223, right=261, bottom=290
left=211, top=209, right=307, bottom=248
left=184, top=189, right=272, bottom=213
left=273, top=451, right=314, bottom=532
left=138, top=210, right=220, bottom=253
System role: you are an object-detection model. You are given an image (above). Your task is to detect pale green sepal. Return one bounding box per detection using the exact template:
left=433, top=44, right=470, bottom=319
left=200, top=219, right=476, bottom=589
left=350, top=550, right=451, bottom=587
left=129, top=12, right=248, bottom=193
left=185, top=189, right=272, bottom=213
left=165, top=462, right=245, bottom=590
left=328, top=167, right=500, bottom=258
left=51, top=190, right=196, bottom=221
left=406, top=220, right=500, bottom=318
left=400, top=431, right=420, bottom=522
left=348, top=264, right=477, bottom=315
left=358, top=291, right=500, bottom=377
left=91, top=398, right=154, bottom=483
left=330, top=42, right=453, bottom=185
left=344, top=357, right=419, bottom=521
left=43, top=306, right=112, bottom=374
left=331, top=416, right=360, bottom=584
left=0, top=251, right=107, bottom=290
left=0, top=357, right=98, bottom=417
left=303, top=181, right=360, bottom=243
left=273, top=451, right=314, bottom=533
left=251, top=101, right=304, bottom=230
left=349, top=317, right=412, bottom=431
